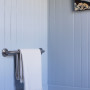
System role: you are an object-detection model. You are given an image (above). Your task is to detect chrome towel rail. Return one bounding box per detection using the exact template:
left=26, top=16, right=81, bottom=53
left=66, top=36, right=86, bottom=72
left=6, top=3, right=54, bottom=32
left=2, top=48, right=45, bottom=57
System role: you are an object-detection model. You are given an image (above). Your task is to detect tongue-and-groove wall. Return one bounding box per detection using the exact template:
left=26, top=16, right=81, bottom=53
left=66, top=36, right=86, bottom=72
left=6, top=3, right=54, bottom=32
left=0, top=0, right=90, bottom=90
left=48, top=0, right=90, bottom=90
left=0, top=0, right=48, bottom=90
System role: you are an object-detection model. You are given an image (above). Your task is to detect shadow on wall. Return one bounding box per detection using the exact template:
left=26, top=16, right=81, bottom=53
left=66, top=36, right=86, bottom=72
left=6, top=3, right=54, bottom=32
left=14, top=56, right=24, bottom=90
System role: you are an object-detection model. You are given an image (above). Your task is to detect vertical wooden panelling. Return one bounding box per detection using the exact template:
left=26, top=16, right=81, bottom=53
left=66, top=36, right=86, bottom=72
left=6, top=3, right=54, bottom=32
left=88, top=12, right=90, bottom=88
left=74, top=13, right=82, bottom=87
left=11, top=0, right=17, bottom=49
left=54, top=0, right=65, bottom=86
left=4, top=0, right=15, bottom=90
left=48, top=0, right=56, bottom=84
left=0, top=0, right=5, bottom=89
left=81, top=13, right=88, bottom=88
left=22, top=1, right=48, bottom=90
left=22, top=0, right=34, bottom=48
left=49, top=0, right=74, bottom=87
left=40, top=1, right=48, bottom=89
left=17, top=0, right=23, bottom=48
left=61, top=0, right=74, bottom=86
left=0, top=0, right=48, bottom=90
left=11, top=1, right=17, bottom=89
left=48, top=0, right=90, bottom=90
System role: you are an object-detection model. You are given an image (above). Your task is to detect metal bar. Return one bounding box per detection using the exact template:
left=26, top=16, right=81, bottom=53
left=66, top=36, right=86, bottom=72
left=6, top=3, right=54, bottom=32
left=2, top=48, right=45, bottom=57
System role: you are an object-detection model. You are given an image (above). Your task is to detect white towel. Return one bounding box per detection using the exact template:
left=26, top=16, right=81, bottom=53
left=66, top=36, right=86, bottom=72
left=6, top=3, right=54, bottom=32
left=16, top=49, right=42, bottom=90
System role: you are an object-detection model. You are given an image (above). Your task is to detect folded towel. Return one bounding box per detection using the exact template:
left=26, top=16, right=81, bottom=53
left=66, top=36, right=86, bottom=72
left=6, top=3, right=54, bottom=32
left=16, top=49, right=42, bottom=90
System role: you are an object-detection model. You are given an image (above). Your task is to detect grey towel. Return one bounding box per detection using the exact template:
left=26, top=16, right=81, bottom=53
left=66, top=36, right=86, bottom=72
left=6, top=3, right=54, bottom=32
left=16, top=53, right=20, bottom=80
left=15, top=51, right=24, bottom=83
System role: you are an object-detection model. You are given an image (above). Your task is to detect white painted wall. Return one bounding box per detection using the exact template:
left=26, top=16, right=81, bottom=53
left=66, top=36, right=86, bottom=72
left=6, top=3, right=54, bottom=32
left=48, top=0, right=90, bottom=90
left=0, top=0, right=48, bottom=90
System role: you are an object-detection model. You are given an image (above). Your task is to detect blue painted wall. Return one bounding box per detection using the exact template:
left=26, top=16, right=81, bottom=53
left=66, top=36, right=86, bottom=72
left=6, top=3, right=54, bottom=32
left=0, top=0, right=48, bottom=90
left=48, top=0, right=90, bottom=90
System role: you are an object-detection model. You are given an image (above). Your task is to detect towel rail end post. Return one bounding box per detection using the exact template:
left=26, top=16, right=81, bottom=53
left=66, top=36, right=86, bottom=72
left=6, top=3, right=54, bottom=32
left=2, top=48, right=8, bottom=57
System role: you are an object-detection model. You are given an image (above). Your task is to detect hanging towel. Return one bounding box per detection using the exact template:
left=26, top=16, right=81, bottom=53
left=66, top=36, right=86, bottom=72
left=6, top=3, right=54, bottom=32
left=16, top=49, right=42, bottom=90
left=15, top=53, right=20, bottom=80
